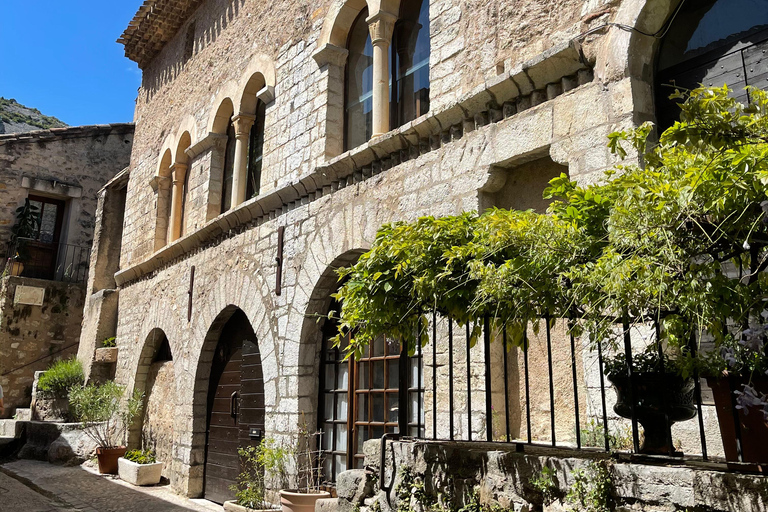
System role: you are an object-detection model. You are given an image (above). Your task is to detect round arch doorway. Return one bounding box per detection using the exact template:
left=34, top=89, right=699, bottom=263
left=203, top=308, right=265, bottom=504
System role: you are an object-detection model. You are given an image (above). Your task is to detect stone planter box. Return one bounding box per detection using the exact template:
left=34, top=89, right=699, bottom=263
left=223, top=501, right=280, bottom=512
left=32, top=397, right=71, bottom=422
left=117, top=457, right=163, bottom=486
left=94, top=347, right=118, bottom=364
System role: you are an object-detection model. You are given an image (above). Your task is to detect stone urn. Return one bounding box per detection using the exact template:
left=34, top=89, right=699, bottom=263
left=279, top=489, right=331, bottom=512
left=96, top=446, right=127, bottom=474
left=608, top=372, right=697, bottom=455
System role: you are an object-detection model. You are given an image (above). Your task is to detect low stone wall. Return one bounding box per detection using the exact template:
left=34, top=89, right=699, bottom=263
left=15, top=420, right=97, bottom=465
left=0, top=276, right=85, bottom=418
left=331, top=439, right=768, bottom=512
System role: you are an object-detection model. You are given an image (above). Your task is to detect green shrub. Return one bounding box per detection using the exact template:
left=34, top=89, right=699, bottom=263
left=37, top=358, right=84, bottom=398
left=124, top=449, right=157, bottom=465
left=101, top=337, right=117, bottom=348
left=69, top=381, right=144, bottom=449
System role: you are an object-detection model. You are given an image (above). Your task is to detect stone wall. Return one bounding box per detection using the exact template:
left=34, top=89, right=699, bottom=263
left=141, top=360, right=176, bottom=479
left=0, top=276, right=85, bottom=418
left=0, top=124, right=134, bottom=250
left=332, top=439, right=768, bottom=512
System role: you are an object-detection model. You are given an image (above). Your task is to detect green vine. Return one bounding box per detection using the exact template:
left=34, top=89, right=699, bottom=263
left=565, top=461, right=614, bottom=512
left=529, top=466, right=558, bottom=506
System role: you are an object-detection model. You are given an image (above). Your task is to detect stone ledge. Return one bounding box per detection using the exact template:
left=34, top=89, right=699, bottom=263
left=115, top=43, right=591, bottom=287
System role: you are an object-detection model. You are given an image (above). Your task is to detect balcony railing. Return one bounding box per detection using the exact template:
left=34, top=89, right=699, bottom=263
left=391, top=313, right=766, bottom=472
left=4, top=237, right=91, bottom=284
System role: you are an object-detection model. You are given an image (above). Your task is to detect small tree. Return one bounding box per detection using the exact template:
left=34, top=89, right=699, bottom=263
left=69, top=381, right=143, bottom=449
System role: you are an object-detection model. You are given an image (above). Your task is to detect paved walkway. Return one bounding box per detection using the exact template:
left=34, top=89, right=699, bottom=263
left=0, top=460, right=222, bottom=512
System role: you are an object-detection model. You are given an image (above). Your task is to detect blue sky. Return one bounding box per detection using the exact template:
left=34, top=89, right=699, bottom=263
left=0, top=1, right=144, bottom=126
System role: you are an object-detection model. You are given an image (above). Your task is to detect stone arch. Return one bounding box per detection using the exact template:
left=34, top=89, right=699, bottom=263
left=598, top=0, right=683, bottom=85
left=156, top=145, right=174, bottom=179
left=297, top=249, right=366, bottom=431
left=237, top=54, right=277, bottom=112
left=208, top=92, right=237, bottom=134
left=175, top=115, right=198, bottom=157
left=128, top=328, right=175, bottom=443
left=173, top=268, right=274, bottom=497
left=318, top=0, right=370, bottom=48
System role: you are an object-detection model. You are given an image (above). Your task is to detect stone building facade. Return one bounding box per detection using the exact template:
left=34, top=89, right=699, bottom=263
left=78, top=0, right=767, bottom=504
left=0, top=124, right=134, bottom=417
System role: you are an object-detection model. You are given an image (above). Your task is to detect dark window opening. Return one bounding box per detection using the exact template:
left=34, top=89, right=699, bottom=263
left=153, top=336, right=173, bottom=363
left=246, top=100, right=266, bottom=200
left=221, top=121, right=236, bottom=214
left=183, top=22, right=196, bottom=62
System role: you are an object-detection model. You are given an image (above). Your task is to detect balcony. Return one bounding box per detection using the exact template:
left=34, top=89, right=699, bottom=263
left=4, top=238, right=91, bottom=284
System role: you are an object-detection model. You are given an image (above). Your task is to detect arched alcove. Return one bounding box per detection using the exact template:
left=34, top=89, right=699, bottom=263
left=190, top=306, right=264, bottom=505
left=130, top=328, right=176, bottom=480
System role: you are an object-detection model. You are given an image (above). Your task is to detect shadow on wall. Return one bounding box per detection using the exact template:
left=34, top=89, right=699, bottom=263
left=143, top=0, right=247, bottom=101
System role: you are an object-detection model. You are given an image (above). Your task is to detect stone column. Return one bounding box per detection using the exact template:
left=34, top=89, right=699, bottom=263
left=230, top=113, right=257, bottom=208
left=169, top=162, right=188, bottom=242
left=149, top=175, right=172, bottom=251
left=367, top=11, right=397, bottom=138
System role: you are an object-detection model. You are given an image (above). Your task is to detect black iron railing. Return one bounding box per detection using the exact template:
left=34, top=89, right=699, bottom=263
left=4, top=237, right=90, bottom=284
left=403, top=313, right=764, bottom=469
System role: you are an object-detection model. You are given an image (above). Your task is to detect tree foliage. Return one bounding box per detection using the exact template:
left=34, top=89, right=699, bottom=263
left=333, top=86, right=768, bottom=396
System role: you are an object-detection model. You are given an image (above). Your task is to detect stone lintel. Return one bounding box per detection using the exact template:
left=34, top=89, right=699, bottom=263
left=21, top=176, right=83, bottom=198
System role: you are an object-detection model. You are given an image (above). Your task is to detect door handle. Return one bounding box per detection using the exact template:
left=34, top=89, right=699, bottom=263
left=230, top=391, right=239, bottom=418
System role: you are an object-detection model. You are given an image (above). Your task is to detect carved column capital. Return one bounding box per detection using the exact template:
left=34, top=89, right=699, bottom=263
left=171, top=162, right=188, bottom=185
left=366, top=11, right=397, bottom=46
left=232, top=113, right=256, bottom=139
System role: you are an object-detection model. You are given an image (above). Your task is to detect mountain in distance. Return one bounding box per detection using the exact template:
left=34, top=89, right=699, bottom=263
left=0, top=97, right=67, bottom=134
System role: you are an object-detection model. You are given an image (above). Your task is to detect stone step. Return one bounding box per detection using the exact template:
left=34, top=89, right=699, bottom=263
left=0, top=419, right=18, bottom=437
left=14, top=408, right=32, bottom=421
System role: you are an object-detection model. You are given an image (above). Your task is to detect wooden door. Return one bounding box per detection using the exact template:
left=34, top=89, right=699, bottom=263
left=204, top=336, right=243, bottom=504
left=204, top=310, right=265, bottom=504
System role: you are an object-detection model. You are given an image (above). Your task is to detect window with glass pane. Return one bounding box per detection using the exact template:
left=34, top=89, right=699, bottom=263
left=407, top=342, right=425, bottom=437
left=655, top=0, right=768, bottom=130
left=221, top=121, right=236, bottom=213
left=344, top=8, right=374, bottom=151
left=246, top=100, right=266, bottom=200
left=393, top=0, right=430, bottom=128
left=28, top=196, right=65, bottom=244
left=319, top=313, right=351, bottom=483
left=352, top=336, right=401, bottom=470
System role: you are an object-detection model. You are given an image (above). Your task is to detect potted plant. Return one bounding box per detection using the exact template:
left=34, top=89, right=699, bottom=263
left=118, top=449, right=163, bottom=486
left=94, top=337, right=119, bottom=364
left=226, top=438, right=289, bottom=512
left=699, top=329, right=768, bottom=465
left=6, top=198, right=41, bottom=276
left=604, top=348, right=696, bottom=455
left=279, top=419, right=330, bottom=512
left=69, top=381, right=143, bottom=474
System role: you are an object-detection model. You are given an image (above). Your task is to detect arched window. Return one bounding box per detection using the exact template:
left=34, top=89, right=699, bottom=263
left=180, top=169, right=190, bottom=236
left=392, top=0, right=430, bottom=127
left=343, top=2, right=430, bottom=151
left=246, top=99, right=266, bottom=199
left=656, top=0, right=768, bottom=129
left=345, top=8, right=374, bottom=150
left=221, top=120, right=236, bottom=214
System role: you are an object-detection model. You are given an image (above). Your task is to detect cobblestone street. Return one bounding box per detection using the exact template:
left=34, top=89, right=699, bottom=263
left=0, top=460, right=221, bottom=512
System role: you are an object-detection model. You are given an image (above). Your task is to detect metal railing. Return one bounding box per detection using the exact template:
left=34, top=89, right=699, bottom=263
left=4, top=237, right=91, bottom=284
left=404, top=312, right=764, bottom=470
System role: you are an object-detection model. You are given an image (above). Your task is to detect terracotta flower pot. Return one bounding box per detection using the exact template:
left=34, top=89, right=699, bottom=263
left=279, top=489, right=330, bottom=512
left=96, top=446, right=127, bottom=474
left=707, top=376, right=768, bottom=467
